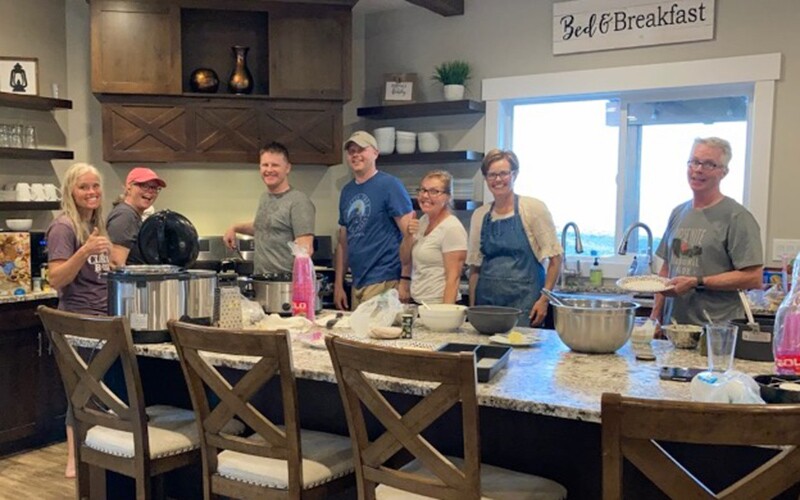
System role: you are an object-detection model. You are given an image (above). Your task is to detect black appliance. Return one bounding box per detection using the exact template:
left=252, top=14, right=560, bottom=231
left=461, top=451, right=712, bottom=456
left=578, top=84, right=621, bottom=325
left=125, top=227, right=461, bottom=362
left=30, top=231, right=47, bottom=278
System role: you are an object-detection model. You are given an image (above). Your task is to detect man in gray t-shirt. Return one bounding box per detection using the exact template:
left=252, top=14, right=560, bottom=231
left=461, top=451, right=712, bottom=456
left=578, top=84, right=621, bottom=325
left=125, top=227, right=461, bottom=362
left=224, top=142, right=315, bottom=274
left=653, top=137, right=763, bottom=326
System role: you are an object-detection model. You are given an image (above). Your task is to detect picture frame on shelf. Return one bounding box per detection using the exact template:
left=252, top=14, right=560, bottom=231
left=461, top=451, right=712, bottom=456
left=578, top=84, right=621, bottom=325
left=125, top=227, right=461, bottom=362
left=0, top=57, right=39, bottom=96
left=382, top=72, right=417, bottom=105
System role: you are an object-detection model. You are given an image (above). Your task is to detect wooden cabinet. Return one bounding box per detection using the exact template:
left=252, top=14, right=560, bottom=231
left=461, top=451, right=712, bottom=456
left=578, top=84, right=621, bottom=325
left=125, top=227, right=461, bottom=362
left=100, top=94, right=342, bottom=164
left=90, top=0, right=352, bottom=100
left=91, top=1, right=182, bottom=94
left=0, top=298, right=63, bottom=456
left=269, top=5, right=351, bottom=100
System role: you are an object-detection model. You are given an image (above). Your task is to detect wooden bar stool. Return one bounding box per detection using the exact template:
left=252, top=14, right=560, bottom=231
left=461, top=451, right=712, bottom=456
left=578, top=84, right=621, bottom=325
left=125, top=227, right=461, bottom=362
left=37, top=305, right=203, bottom=500
left=325, top=335, right=567, bottom=500
left=167, top=320, right=356, bottom=499
left=601, top=392, right=800, bottom=499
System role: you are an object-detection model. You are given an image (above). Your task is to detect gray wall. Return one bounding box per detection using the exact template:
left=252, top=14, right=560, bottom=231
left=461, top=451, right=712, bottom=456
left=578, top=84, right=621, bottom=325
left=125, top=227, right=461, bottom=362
left=360, top=0, right=800, bottom=261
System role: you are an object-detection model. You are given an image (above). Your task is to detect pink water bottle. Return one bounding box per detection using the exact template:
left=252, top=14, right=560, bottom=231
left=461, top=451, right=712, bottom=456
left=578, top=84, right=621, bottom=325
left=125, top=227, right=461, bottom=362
left=774, top=252, right=800, bottom=374
left=291, top=249, right=316, bottom=321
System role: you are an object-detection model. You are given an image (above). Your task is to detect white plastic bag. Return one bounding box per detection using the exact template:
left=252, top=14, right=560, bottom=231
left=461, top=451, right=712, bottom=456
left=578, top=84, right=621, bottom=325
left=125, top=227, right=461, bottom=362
left=350, top=289, right=403, bottom=338
left=690, top=370, right=765, bottom=404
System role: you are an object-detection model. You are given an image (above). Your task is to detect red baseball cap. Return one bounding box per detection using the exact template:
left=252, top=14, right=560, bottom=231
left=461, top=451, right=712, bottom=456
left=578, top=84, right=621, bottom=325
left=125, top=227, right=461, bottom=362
left=126, top=167, right=166, bottom=188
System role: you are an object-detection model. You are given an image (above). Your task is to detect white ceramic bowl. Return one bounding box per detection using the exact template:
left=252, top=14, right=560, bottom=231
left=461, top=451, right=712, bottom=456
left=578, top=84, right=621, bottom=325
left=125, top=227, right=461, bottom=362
left=5, top=218, right=33, bottom=231
left=373, top=127, right=396, bottom=154
left=396, top=139, right=416, bottom=154
left=417, top=132, right=440, bottom=152
left=418, top=304, right=467, bottom=331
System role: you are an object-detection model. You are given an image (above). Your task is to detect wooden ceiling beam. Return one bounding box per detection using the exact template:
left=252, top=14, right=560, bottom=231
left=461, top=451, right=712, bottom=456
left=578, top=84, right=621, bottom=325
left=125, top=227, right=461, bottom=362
left=405, top=0, right=463, bottom=17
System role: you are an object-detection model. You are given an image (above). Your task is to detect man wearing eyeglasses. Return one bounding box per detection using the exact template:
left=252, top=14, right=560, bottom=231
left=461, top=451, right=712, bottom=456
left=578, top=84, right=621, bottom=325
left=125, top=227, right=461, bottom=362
left=652, top=137, right=763, bottom=326
left=335, top=131, right=414, bottom=310
left=107, top=166, right=167, bottom=267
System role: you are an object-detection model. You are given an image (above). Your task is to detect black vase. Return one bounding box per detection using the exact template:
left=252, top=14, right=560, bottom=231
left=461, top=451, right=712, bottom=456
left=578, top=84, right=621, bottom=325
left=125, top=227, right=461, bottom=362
left=228, top=45, right=253, bottom=94
left=189, top=68, right=219, bottom=93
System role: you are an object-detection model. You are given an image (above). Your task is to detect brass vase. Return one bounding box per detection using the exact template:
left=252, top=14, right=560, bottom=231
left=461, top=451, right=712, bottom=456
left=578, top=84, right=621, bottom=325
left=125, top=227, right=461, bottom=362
left=228, top=45, right=253, bottom=94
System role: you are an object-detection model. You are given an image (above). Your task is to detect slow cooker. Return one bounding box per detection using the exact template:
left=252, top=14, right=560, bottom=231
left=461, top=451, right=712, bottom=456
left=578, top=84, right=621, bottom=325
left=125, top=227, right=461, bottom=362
left=107, top=265, right=188, bottom=343
left=252, top=272, right=324, bottom=316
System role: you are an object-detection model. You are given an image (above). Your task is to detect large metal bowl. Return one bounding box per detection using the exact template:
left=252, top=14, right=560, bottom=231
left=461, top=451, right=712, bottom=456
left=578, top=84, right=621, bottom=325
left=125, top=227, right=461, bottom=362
left=552, top=298, right=639, bottom=353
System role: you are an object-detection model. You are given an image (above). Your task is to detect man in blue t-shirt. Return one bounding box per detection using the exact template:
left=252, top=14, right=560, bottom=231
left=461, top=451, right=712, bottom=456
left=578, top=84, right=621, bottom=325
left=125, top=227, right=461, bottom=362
left=334, top=131, right=414, bottom=310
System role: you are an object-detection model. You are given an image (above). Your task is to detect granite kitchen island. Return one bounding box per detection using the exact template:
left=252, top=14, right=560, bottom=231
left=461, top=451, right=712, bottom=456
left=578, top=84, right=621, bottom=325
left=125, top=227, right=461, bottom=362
left=70, top=319, right=789, bottom=499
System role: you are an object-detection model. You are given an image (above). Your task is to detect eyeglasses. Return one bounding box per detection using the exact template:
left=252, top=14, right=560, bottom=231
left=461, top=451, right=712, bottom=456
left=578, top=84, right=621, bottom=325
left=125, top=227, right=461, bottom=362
left=134, top=182, right=162, bottom=193
left=417, top=187, right=447, bottom=197
left=686, top=159, right=723, bottom=171
left=485, top=170, right=512, bottom=181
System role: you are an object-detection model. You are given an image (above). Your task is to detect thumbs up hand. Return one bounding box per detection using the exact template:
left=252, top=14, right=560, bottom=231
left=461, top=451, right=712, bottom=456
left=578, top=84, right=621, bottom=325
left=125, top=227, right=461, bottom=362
left=84, top=227, right=112, bottom=255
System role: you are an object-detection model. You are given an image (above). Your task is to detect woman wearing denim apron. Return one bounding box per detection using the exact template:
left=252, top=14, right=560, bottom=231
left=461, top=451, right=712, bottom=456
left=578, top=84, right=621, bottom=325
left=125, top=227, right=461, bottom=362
left=467, top=150, right=563, bottom=326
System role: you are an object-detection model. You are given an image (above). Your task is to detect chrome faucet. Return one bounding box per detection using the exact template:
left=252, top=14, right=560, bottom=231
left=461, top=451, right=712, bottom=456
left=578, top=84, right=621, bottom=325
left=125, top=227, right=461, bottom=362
left=618, top=222, right=654, bottom=275
left=560, top=222, right=584, bottom=287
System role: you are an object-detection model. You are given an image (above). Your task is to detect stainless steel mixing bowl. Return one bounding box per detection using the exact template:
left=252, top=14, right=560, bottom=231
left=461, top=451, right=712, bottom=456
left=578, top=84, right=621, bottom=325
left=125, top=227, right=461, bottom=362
left=552, top=298, right=639, bottom=353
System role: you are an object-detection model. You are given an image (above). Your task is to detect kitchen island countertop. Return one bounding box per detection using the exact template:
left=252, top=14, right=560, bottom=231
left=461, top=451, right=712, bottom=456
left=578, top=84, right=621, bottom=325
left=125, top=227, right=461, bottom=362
left=0, top=290, right=58, bottom=305
left=68, top=319, right=775, bottom=423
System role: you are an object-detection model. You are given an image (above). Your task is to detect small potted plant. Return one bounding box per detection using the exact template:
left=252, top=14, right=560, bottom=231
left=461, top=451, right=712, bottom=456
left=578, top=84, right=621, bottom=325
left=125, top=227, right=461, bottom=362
left=432, top=60, right=471, bottom=101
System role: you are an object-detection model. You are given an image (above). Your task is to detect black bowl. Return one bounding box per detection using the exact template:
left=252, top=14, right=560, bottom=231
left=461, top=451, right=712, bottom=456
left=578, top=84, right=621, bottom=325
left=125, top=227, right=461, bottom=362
left=467, top=306, right=521, bottom=335
left=754, top=374, right=800, bottom=404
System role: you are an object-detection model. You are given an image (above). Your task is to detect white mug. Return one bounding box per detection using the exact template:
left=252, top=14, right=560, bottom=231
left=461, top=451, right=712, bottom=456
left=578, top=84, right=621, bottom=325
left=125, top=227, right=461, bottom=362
left=44, top=183, right=62, bottom=201
left=15, top=183, right=31, bottom=202
left=30, top=183, right=46, bottom=201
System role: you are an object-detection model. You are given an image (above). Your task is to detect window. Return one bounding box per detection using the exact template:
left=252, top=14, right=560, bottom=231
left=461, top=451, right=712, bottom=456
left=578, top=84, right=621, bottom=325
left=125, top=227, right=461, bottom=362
left=482, top=54, right=778, bottom=271
left=511, top=93, right=749, bottom=258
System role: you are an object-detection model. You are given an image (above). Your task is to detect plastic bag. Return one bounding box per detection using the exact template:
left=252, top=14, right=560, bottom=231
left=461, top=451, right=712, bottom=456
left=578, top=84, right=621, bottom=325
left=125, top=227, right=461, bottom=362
left=240, top=295, right=266, bottom=327
left=350, top=289, right=403, bottom=338
left=690, top=370, right=765, bottom=404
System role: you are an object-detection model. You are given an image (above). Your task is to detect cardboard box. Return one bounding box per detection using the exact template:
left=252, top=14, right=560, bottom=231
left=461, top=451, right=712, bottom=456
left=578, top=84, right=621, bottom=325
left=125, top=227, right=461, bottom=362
left=0, top=232, right=31, bottom=295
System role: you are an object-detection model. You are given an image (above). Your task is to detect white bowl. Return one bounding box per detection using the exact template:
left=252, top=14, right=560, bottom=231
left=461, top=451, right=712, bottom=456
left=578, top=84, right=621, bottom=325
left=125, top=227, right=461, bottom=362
left=373, top=127, right=396, bottom=153
left=418, top=304, right=467, bottom=331
left=396, top=139, right=416, bottom=154
left=5, top=218, right=33, bottom=231
left=418, top=132, right=440, bottom=153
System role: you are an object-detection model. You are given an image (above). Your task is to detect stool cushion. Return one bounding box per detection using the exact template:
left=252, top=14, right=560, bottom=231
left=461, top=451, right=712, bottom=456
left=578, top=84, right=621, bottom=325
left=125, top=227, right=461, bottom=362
left=85, top=405, right=244, bottom=459
left=217, top=429, right=354, bottom=489
left=375, top=456, right=567, bottom=500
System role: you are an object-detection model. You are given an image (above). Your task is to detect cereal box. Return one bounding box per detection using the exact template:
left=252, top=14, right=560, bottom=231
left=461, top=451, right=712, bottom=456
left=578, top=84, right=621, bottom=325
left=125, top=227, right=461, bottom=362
left=0, top=232, right=31, bottom=296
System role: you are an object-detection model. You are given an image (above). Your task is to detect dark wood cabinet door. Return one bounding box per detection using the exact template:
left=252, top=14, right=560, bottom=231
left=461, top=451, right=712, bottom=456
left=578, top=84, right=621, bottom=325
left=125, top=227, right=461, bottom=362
left=91, top=0, right=182, bottom=94
left=269, top=5, right=351, bottom=100
left=101, top=96, right=342, bottom=164
left=0, top=329, right=40, bottom=446
left=39, top=334, right=67, bottom=437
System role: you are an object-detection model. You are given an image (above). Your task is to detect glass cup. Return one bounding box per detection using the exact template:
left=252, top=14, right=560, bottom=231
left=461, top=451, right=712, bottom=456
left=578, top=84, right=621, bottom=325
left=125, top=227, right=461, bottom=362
left=705, top=322, right=739, bottom=373
left=23, top=125, right=36, bottom=149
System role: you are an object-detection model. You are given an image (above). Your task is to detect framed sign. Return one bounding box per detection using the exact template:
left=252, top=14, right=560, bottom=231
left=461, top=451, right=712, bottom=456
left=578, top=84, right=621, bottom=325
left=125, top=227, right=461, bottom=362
left=383, top=73, right=417, bottom=105
left=0, top=57, right=39, bottom=95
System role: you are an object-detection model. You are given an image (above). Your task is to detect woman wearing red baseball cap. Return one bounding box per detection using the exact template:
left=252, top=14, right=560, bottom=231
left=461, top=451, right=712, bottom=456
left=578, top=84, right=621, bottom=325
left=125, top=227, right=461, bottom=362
left=107, top=166, right=167, bottom=267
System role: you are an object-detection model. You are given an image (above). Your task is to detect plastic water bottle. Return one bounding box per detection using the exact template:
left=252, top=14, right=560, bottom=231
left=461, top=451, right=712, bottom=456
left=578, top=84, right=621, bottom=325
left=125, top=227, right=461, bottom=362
left=291, top=250, right=316, bottom=322
left=774, top=252, right=800, bottom=374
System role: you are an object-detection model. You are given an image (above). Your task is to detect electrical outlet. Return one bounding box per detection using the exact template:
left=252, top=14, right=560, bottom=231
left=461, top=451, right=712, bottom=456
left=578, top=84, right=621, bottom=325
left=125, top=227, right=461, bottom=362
left=771, top=239, right=800, bottom=262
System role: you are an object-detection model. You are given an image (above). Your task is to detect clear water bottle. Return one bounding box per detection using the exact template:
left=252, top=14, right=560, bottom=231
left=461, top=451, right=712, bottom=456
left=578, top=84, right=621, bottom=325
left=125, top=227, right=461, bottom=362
left=773, top=252, right=800, bottom=374
left=291, top=247, right=316, bottom=322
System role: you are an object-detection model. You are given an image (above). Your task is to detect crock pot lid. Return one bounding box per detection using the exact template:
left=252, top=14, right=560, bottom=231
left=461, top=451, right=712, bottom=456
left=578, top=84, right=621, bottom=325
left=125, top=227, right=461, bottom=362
left=187, top=269, right=217, bottom=278
left=114, top=264, right=182, bottom=274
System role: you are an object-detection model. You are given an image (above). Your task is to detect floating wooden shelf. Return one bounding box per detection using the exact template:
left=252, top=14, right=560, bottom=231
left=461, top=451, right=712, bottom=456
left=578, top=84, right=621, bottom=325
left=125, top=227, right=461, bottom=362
left=412, top=199, right=481, bottom=211
left=0, top=148, right=75, bottom=160
left=0, top=92, right=73, bottom=111
left=357, top=100, right=485, bottom=119
left=0, top=201, right=60, bottom=211
left=379, top=150, right=483, bottom=165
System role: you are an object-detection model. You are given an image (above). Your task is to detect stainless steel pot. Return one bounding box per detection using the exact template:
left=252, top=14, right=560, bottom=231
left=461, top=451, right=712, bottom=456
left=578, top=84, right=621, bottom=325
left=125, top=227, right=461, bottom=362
left=107, top=265, right=188, bottom=343
left=252, top=273, right=293, bottom=315
left=553, top=298, right=639, bottom=353
left=251, top=272, right=324, bottom=315
left=186, top=269, right=217, bottom=325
